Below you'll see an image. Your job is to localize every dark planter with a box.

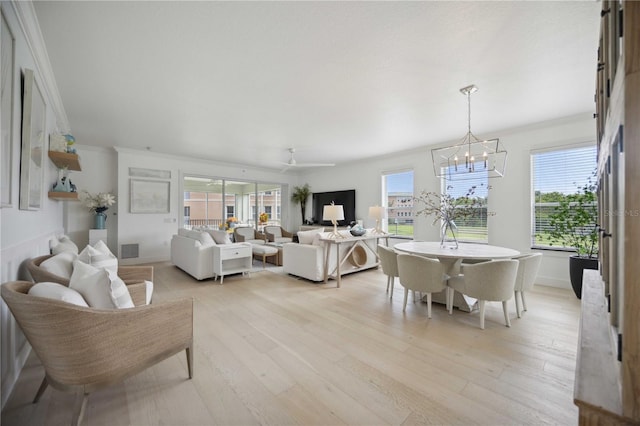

[569,255,598,299]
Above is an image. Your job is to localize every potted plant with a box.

[291,183,311,224]
[548,173,598,299]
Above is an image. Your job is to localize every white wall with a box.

[0,2,66,408]
[114,148,302,264]
[299,113,596,290]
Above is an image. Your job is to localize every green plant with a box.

[548,172,598,258]
[291,183,312,223]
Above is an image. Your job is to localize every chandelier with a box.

[431,85,507,180]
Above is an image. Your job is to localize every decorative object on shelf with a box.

[291,183,311,223]
[52,167,76,193]
[548,169,599,299]
[414,184,493,249]
[431,85,507,181]
[323,202,345,239]
[63,134,76,154]
[49,133,67,152]
[368,205,387,235]
[259,212,268,225]
[81,190,116,230]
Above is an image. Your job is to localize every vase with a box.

[94,207,108,229]
[440,219,458,249]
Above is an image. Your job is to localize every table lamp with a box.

[368,205,386,235]
[323,202,345,239]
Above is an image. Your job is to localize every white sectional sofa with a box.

[171,228,248,280]
[283,228,379,282]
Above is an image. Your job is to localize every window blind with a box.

[531,145,597,248]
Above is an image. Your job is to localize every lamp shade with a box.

[368,206,385,220]
[323,204,344,221]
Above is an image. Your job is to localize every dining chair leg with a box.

[390,277,395,299]
[447,288,453,314]
[402,288,409,312]
[426,293,432,318]
[502,300,511,327]
[386,276,390,293]
[515,291,522,318]
[521,292,528,312]
[478,300,486,330]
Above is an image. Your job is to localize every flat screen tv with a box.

[312,189,356,226]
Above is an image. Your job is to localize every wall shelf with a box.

[48,151,81,171]
[48,191,79,201]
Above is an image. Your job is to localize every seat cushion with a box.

[252,245,279,255]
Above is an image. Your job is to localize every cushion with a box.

[207,230,231,245]
[51,235,79,255]
[40,251,77,279]
[70,260,134,309]
[267,227,283,238]
[183,229,215,246]
[177,228,190,237]
[144,280,154,305]
[28,281,89,307]
[312,232,325,247]
[78,243,118,274]
[297,228,324,245]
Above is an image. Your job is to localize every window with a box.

[383,170,414,237]
[443,171,489,243]
[531,145,597,248]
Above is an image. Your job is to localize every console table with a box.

[212,243,252,284]
[321,233,389,287]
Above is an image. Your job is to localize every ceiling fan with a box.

[280,148,335,172]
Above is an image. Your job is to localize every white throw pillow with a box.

[312,232,325,246]
[297,228,324,245]
[29,282,89,307]
[144,280,154,305]
[208,230,231,244]
[70,260,134,309]
[51,235,79,255]
[78,243,118,274]
[40,251,77,279]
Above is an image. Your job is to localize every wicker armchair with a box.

[27,254,152,306]
[1,281,193,426]
[233,227,267,245]
[263,226,295,243]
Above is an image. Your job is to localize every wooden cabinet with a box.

[212,243,252,284]
[47,151,81,200]
[574,2,640,424]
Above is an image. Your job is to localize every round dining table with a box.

[394,241,520,312]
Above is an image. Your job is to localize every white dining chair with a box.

[397,254,448,318]
[377,245,399,298]
[448,259,518,329]
[513,253,543,318]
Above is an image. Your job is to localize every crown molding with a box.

[11,1,70,133]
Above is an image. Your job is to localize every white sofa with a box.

[171,228,246,280]
[283,228,379,282]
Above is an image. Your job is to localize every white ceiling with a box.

[33,1,601,172]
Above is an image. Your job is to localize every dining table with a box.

[394,241,520,312]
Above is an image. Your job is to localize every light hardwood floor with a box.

[2,261,581,425]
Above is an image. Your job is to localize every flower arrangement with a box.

[81,190,116,213]
[259,212,269,224]
[414,184,492,247]
[414,184,490,225]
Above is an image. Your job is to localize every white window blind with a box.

[443,169,489,243]
[531,145,597,248]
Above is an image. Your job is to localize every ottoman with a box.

[252,245,279,268]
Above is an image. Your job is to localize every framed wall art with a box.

[19,68,45,211]
[130,179,170,213]
[1,10,15,207]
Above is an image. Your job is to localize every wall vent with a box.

[121,244,139,259]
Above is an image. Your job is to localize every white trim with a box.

[10,1,69,132]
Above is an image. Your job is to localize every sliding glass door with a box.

[183,176,283,229]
